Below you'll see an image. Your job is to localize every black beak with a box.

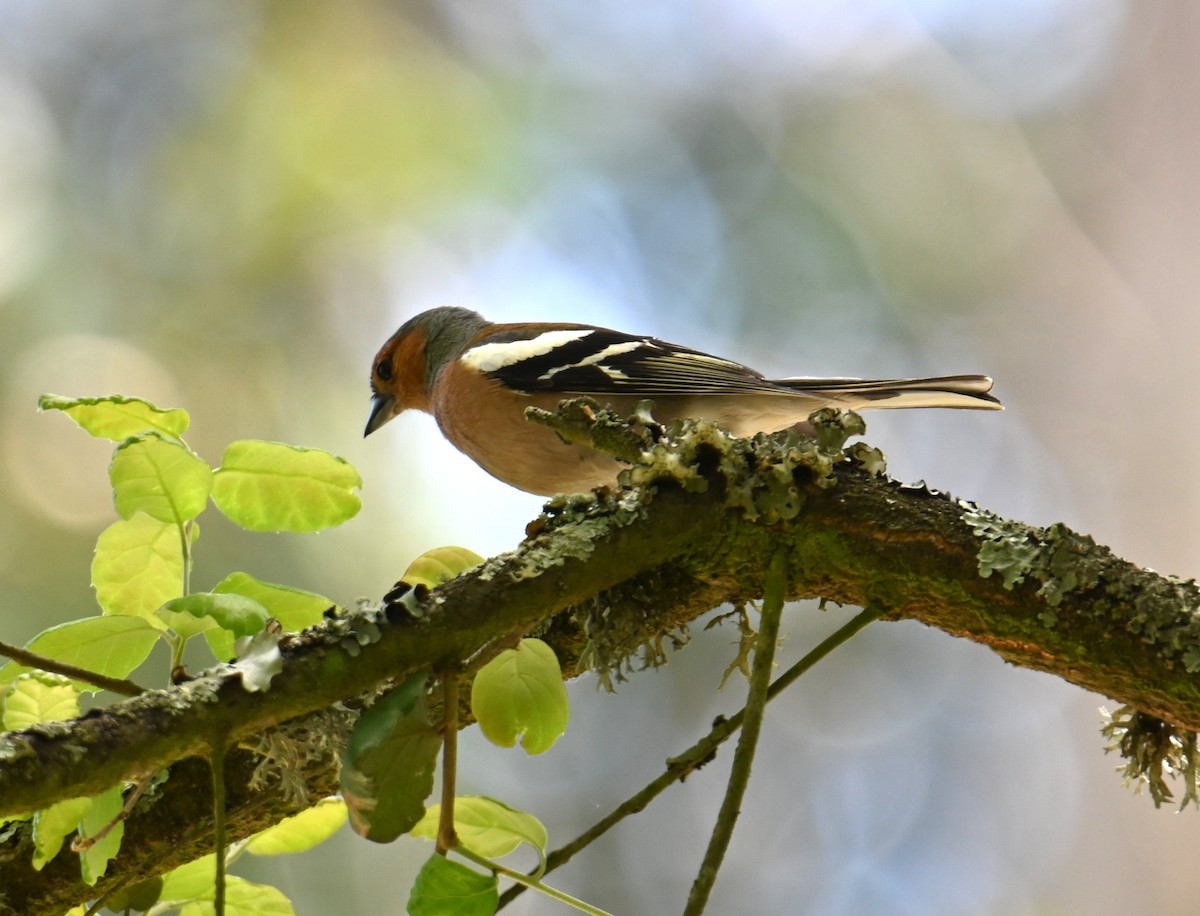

[364,394,397,437]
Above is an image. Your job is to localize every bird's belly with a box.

[434,389,622,495]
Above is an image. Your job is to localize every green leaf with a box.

[38,394,190,441]
[203,628,236,665]
[92,513,184,618]
[159,861,295,916]
[245,797,347,855]
[408,854,498,916]
[157,854,217,903]
[211,440,361,532]
[213,571,336,632]
[105,876,164,912]
[471,639,569,755]
[341,673,440,843]
[79,784,124,885]
[3,673,80,730]
[159,593,269,643]
[159,591,270,664]
[0,616,160,690]
[110,433,213,524]
[402,547,485,589]
[32,796,93,870]
[412,797,547,866]
[177,877,295,916]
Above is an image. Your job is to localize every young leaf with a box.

[157,853,217,903]
[471,639,569,755]
[203,629,236,664]
[341,673,440,843]
[0,616,160,690]
[32,796,94,870]
[158,593,269,643]
[402,547,485,589]
[110,433,213,524]
[105,877,164,912]
[92,513,185,618]
[79,784,124,885]
[38,394,190,441]
[408,855,498,916]
[213,571,336,632]
[412,796,547,866]
[157,860,294,916]
[176,876,295,915]
[211,440,362,532]
[245,797,348,856]
[3,673,81,730]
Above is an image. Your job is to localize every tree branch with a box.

[1,407,1197,912]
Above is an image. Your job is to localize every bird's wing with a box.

[471,326,774,396]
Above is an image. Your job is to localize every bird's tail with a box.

[774,375,1002,411]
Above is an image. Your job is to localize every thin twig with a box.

[437,670,460,855]
[77,775,159,916]
[0,640,143,696]
[71,776,155,853]
[212,746,227,916]
[455,845,615,916]
[683,548,788,914]
[496,602,884,910]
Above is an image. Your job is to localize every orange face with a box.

[365,323,433,436]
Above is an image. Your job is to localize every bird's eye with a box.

[376,360,393,382]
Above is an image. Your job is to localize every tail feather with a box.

[774,374,1002,411]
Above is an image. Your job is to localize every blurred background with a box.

[2,0,1198,913]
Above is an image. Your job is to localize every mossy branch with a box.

[1,403,1197,912]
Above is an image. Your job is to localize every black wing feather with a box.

[484,328,773,395]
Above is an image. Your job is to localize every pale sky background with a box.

[2,1,1199,913]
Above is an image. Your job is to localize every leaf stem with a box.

[455,845,615,916]
[437,669,460,855]
[180,520,193,599]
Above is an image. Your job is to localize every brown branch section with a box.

[1,411,1197,912]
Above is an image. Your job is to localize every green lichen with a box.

[514,487,650,583]
[618,405,868,524]
[846,442,887,477]
[1037,524,1104,606]
[961,503,1200,658]
[959,505,1110,625]
[710,604,756,689]
[1102,705,1199,810]
[960,503,1041,591]
[1183,643,1200,674]
[177,678,223,707]
[619,416,725,495]
[811,406,867,452]
[959,512,1200,807]
[251,706,357,807]
[529,397,872,527]
[577,600,691,692]
[520,400,875,684]
[0,736,35,762]
[526,397,652,467]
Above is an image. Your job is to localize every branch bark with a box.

[1,411,1197,912]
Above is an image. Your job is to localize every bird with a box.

[365,306,1001,496]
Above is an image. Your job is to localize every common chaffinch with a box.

[365,307,1001,495]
